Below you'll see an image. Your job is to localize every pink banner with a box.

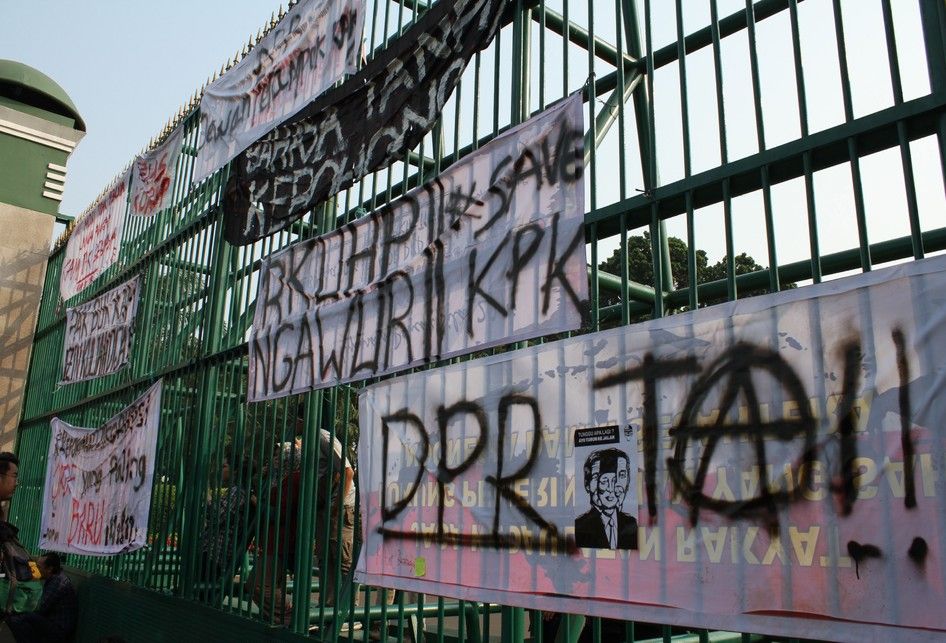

[129,127,183,217]
[358,255,946,642]
[60,175,128,301]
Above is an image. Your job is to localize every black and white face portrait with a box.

[585,449,630,515]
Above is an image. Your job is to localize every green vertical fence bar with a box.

[919,0,946,196]
[709,0,738,300]
[881,0,924,260]
[290,391,319,635]
[787,0,823,285]
[500,2,530,638]
[643,0,664,322]
[614,0,629,325]
[831,0,871,272]
[676,0,698,310]
[744,0,780,293]
[179,201,233,599]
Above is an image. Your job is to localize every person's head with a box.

[38,552,62,577]
[228,457,256,488]
[0,452,19,501]
[583,448,630,515]
[294,403,309,437]
[267,439,302,485]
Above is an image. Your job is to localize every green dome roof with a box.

[0,59,84,131]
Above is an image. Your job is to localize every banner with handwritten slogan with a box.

[60,173,129,301]
[129,126,183,217]
[60,275,141,385]
[193,0,364,182]
[40,380,163,556]
[248,94,587,400]
[357,256,946,642]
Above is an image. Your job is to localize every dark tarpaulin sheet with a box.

[223,0,507,245]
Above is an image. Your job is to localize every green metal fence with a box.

[12,0,946,641]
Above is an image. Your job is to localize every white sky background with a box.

[2,0,944,281]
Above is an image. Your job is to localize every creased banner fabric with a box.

[193,0,364,183]
[60,275,141,385]
[249,95,587,400]
[129,127,183,217]
[40,380,163,556]
[357,255,946,642]
[223,0,505,244]
[60,174,129,301]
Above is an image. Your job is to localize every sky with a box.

[1,1,284,219]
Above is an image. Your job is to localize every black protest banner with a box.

[60,275,141,385]
[40,380,163,556]
[248,95,586,401]
[223,0,505,245]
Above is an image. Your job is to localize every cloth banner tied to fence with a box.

[357,256,946,642]
[223,0,506,244]
[129,127,183,217]
[193,0,364,183]
[249,94,587,400]
[39,380,163,556]
[60,275,141,385]
[60,173,128,301]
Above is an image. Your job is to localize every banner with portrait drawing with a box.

[357,255,946,642]
[248,94,586,400]
[39,380,163,556]
[193,0,364,182]
[60,275,141,385]
[129,127,183,217]
[60,173,129,301]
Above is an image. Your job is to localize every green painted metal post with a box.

[178,188,232,599]
[920,0,946,207]
[554,613,585,643]
[501,605,526,643]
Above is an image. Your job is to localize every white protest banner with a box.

[193,0,364,182]
[358,255,946,642]
[60,174,129,301]
[129,127,183,217]
[39,380,163,556]
[60,275,141,385]
[249,94,587,401]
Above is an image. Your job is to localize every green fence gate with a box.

[12,0,946,641]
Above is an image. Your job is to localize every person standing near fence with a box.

[0,453,18,522]
[199,456,256,584]
[6,552,77,643]
[249,409,356,628]
[250,438,302,626]
[313,426,356,613]
[0,451,27,587]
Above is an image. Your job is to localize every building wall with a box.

[0,102,80,215]
[0,203,53,451]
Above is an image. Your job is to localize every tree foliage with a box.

[598,232,775,311]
